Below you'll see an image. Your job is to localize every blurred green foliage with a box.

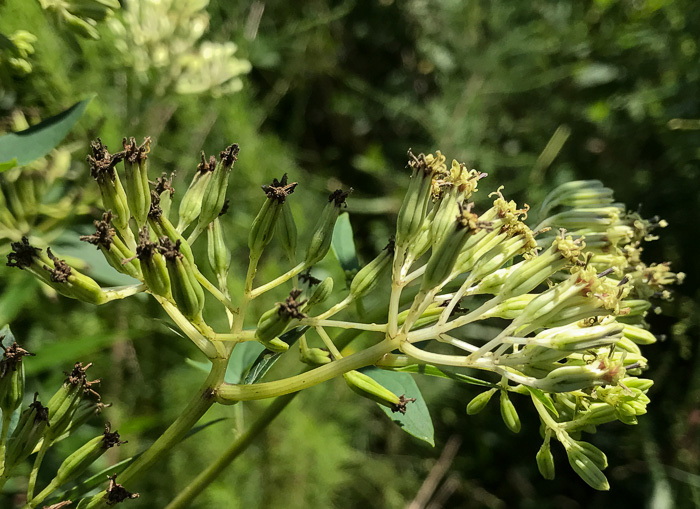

[0,0,698,507]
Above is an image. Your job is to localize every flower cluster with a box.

[6,142,682,500]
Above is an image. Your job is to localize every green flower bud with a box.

[350,240,393,298]
[421,204,481,291]
[178,153,216,232]
[299,334,331,366]
[622,324,656,344]
[80,211,141,279]
[207,217,231,285]
[63,11,100,40]
[539,180,614,218]
[41,248,108,305]
[255,290,306,351]
[5,394,49,470]
[565,439,610,490]
[196,144,239,232]
[122,137,152,227]
[531,320,624,351]
[536,440,556,480]
[87,139,130,232]
[0,341,33,417]
[304,189,351,266]
[396,151,444,249]
[249,174,298,259]
[136,227,171,298]
[482,294,537,320]
[622,377,653,392]
[343,370,415,414]
[499,391,521,433]
[159,238,205,322]
[306,277,334,308]
[466,388,496,415]
[276,200,298,263]
[538,359,623,393]
[53,423,125,486]
[47,362,101,438]
[538,205,623,233]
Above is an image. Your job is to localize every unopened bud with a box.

[136,227,171,298]
[350,241,393,298]
[343,370,414,414]
[0,340,33,417]
[159,238,205,322]
[276,201,298,263]
[249,174,298,259]
[5,394,49,469]
[304,189,351,266]
[564,439,609,491]
[54,423,125,486]
[207,218,231,285]
[177,152,216,232]
[87,139,130,232]
[196,144,239,231]
[536,440,556,480]
[499,391,521,433]
[466,388,496,415]
[306,277,333,308]
[122,137,152,227]
[539,180,614,218]
[255,290,306,352]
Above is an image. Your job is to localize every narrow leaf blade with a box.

[331,212,360,274]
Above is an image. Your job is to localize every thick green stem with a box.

[84,359,228,508]
[249,261,305,299]
[216,339,397,402]
[164,394,297,509]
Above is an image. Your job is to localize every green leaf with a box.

[362,367,435,446]
[0,96,93,167]
[526,386,559,418]
[331,212,360,273]
[0,158,17,173]
[244,327,306,384]
[392,363,496,388]
[23,332,128,376]
[226,341,265,384]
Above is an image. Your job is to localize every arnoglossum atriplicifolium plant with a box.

[2,138,683,506]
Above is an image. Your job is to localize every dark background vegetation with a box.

[0,0,698,507]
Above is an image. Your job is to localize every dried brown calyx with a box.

[158,237,182,260]
[80,211,116,249]
[87,138,125,181]
[66,362,101,399]
[0,341,35,377]
[7,237,41,269]
[153,172,175,196]
[277,289,307,319]
[299,268,321,287]
[391,395,417,415]
[106,474,139,505]
[136,227,158,261]
[197,152,217,174]
[29,393,49,424]
[101,422,127,449]
[45,248,72,283]
[148,190,163,219]
[328,188,352,207]
[262,174,298,203]
[384,237,396,255]
[122,136,151,164]
[219,143,240,167]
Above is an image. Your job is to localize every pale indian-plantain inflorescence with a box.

[3,139,684,506]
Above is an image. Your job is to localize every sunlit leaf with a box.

[363,367,435,446]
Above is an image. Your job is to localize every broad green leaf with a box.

[226,341,265,384]
[363,367,435,446]
[392,363,496,388]
[244,327,307,384]
[0,96,93,167]
[331,212,360,274]
[526,386,559,417]
[0,158,17,172]
[24,332,128,376]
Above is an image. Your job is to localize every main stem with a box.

[164,393,298,509]
[85,358,228,508]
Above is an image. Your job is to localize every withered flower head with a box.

[102,422,127,449]
[219,143,240,167]
[29,393,49,424]
[7,236,41,269]
[262,174,298,203]
[328,188,352,207]
[80,211,116,249]
[65,362,101,399]
[87,138,125,180]
[157,237,182,260]
[153,172,175,196]
[106,474,139,505]
[197,152,217,174]
[0,341,35,378]
[45,248,72,283]
[122,136,151,164]
[277,289,307,319]
[391,395,417,415]
[136,227,158,261]
[148,190,162,219]
[299,268,321,287]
